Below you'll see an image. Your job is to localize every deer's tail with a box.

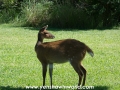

[86,45,94,57]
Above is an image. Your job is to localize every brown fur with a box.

[35,25,94,88]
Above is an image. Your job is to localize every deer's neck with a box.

[38,34,43,43]
[35,34,43,52]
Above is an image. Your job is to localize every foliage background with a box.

[0,0,120,29]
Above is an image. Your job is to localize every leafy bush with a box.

[0,0,19,23]
[48,4,88,28]
[16,0,120,28]
[0,8,17,23]
[48,4,104,29]
[17,0,52,26]
[0,0,120,29]
[85,0,120,28]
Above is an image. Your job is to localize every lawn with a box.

[0,24,120,90]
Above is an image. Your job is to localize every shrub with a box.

[0,0,120,29]
[0,0,19,23]
[48,4,87,28]
[48,4,104,29]
[16,0,52,27]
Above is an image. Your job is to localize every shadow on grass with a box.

[0,85,109,90]
[12,25,118,31]
[14,25,118,31]
[21,27,111,31]
[92,86,109,90]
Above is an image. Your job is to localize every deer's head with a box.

[38,25,55,41]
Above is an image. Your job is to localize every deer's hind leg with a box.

[70,61,83,86]
[80,65,86,86]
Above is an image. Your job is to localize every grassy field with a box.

[0,24,120,90]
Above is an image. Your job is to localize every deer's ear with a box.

[40,25,48,32]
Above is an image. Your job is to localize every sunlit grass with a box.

[0,24,120,90]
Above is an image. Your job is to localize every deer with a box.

[35,25,94,88]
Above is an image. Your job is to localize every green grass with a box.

[0,24,120,90]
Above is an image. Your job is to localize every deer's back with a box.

[36,39,87,63]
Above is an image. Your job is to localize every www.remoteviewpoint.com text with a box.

[26,85,94,90]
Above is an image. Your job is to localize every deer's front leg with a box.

[49,63,53,88]
[42,63,48,86]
